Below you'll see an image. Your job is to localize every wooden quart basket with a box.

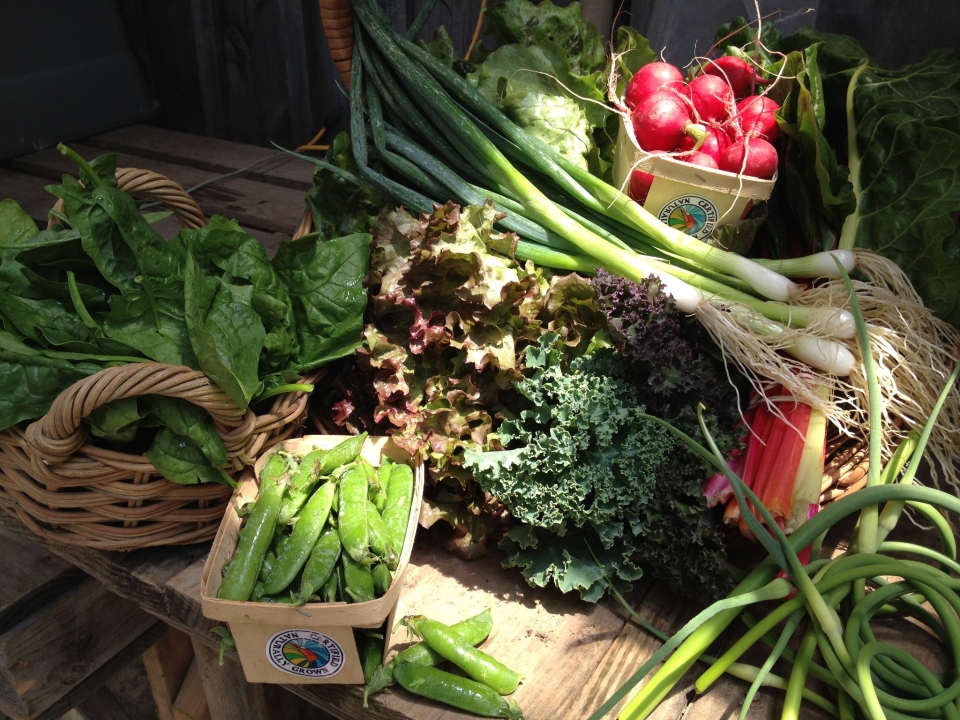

[201,434,425,685]
[0,169,316,551]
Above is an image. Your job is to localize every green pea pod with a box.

[360,633,385,684]
[321,572,338,603]
[382,463,414,555]
[257,593,298,605]
[263,480,337,595]
[218,453,288,601]
[366,501,398,569]
[393,663,524,719]
[337,464,371,564]
[372,562,392,596]
[258,550,277,582]
[319,433,367,475]
[277,449,326,525]
[272,526,292,556]
[376,460,395,512]
[293,526,341,606]
[342,554,375,603]
[402,616,522,695]
[363,609,493,706]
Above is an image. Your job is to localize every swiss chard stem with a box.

[838,63,869,251]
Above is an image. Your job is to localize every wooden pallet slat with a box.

[86,126,313,191]
[6,143,304,237]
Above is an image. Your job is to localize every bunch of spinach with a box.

[0,148,369,487]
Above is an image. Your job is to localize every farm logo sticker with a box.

[266,629,345,678]
[658,195,719,239]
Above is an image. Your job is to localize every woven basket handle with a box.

[24,364,248,464]
[49,167,207,230]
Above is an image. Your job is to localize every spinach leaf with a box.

[102,276,198,366]
[272,232,370,372]
[19,267,106,308]
[48,177,141,292]
[0,290,93,347]
[0,347,101,430]
[92,186,183,280]
[0,199,39,246]
[146,427,235,487]
[85,397,145,445]
[305,133,383,241]
[0,200,43,298]
[186,216,296,372]
[184,252,265,409]
[141,395,229,470]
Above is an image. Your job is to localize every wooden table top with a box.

[0,124,944,720]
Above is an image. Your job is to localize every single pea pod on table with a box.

[363,608,494,705]
[393,663,524,719]
[401,615,523,696]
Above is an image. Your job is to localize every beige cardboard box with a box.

[612,114,776,239]
[201,435,424,684]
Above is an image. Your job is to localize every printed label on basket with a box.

[657,194,720,239]
[265,629,346,678]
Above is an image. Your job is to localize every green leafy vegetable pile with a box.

[464,332,734,603]
[728,18,960,325]
[316,200,600,557]
[0,149,369,486]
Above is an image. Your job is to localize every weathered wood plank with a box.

[0,527,76,632]
[60,687,131,720]
[35,624,167,720]
[6,144,305,236]
[143,627,196,720]
[0,577,156,719]
[191,638,272,720]
[171,658,210,720]
[0,511,208,638]
[87,125,314,191]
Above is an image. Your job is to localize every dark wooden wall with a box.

[118,0,960,150]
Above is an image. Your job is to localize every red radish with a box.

[624,62,684,110]
[680,151,719,169]
[720,137,779,179]
[631,91,694,152]
[677,125,730,163]
[736,95,781,143]
[703,56,768,98]
[629,168,655,203]
[684,74,734,122]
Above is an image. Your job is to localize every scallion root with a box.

[795,249,960,491]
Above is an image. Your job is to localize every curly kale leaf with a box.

[592,270,739,423]
[464,334,731,600]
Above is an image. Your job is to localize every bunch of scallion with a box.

[587,264,960,720]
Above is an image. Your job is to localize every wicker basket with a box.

[0,169,316,550]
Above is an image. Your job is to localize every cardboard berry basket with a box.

[612,115,777,240]
[200,434,425,684]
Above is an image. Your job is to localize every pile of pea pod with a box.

[217,432,415,605]
[360,609,525,719]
